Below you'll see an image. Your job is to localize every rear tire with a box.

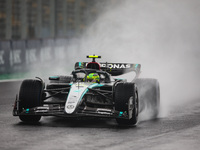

[18,79,43,123]
[115,82,139,126]
[135,78,160,119]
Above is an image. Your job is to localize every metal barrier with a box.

[0,41,11,74]
[0,38,70,74]
[26,39,41,66]
[10,40,26,72]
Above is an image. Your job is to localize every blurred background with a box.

[0,0,112,78]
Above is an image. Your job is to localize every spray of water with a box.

[31,0,200,119]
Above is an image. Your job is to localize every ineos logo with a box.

[100,63,131,69]
[67,105,74,109]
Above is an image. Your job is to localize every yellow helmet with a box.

[86,73,100,82]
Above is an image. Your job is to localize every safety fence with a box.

[0,38,71,74]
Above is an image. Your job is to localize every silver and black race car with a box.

[13,55,160,126]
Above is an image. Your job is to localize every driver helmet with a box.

[86,73,100,82]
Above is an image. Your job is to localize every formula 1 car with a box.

[13,55,160,126]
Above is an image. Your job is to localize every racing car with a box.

[13,55,160,126]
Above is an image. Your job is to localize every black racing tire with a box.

[18,79,43,123]
[19,115,41,123]
[49,76,72,83]
[115,82,139,126]
[135,78,160,119]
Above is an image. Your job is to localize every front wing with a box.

[13,100,129,119]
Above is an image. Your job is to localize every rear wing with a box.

[75,62,141,77]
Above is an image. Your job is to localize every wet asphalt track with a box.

[1,81,200,150]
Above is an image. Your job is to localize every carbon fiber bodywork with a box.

[13,69,133,119]
[13,55,144,125]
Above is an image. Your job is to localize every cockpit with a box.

[72,69,111,83]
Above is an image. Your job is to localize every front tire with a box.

[18,79,43,123]
[115,82,139,126]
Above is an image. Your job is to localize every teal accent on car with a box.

[135,64,138,68]
[49,76,59,79]
[119,111,123,117]
[88,83,103,88]
[25,109,29,113]
[115,78,125,81]
[74,89,82,92]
